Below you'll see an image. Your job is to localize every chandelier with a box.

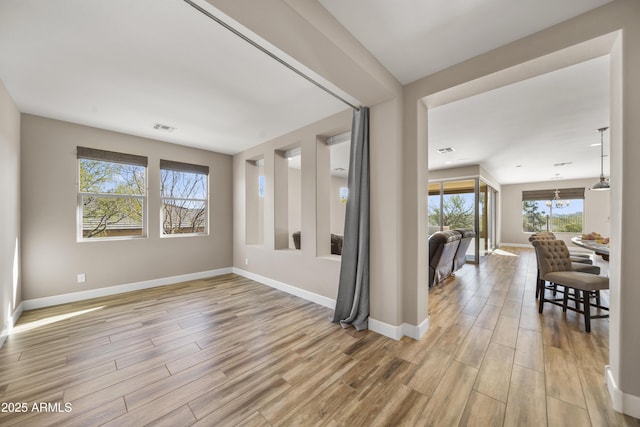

[546,189,570,209]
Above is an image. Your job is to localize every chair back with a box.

[453,229,475,271]
[528,231,555,242]
[428,231,461,286]
[531,239,573,278]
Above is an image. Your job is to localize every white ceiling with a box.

[0,0,349,154]
[319,0,614,85]
[320,0,613,185]
[428,55,610,184]
[0,0,614,185]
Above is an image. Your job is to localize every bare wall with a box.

[0,80,21,338]
[20,115,233,300]
[233,109,352,300]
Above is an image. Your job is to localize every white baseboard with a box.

[369,316,430,341]
[232,269,433,341]
[10,266,428,347]
[22,268,233,311]
[606,365,640,419]
[232,268,336,309]
[0,302,25,348]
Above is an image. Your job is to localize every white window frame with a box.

[77,147,148,242]
[160,160,209,237]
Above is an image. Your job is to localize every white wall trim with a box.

[403,316,430,340]
[0,302,25,348]
[369,316,430,341]
[369,318,403,340]
[606,365,640,419]
[232,268,336,309]
[231,269,434,341]
[22,268,233,311]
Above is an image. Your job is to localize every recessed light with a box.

[444,161,453,165]
[590,143,601,147]
[437,147,455,154]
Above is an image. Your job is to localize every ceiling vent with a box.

[437,147,455,154]
[553,161,572,167]
[153,123,176,132]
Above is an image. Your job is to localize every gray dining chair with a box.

[532,239,609,332]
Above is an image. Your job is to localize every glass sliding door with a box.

[479,180,489,258]
[428,183,442,235]
[429,179,477,263]
[428,177,497,264]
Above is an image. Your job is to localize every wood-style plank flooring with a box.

[1,247,639,426]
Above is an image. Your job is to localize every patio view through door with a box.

[428,178,497,264]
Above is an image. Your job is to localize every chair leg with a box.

[538,284,545,314]
[583,289,591,333]
[536,270,541,298]
[562,286,569,312]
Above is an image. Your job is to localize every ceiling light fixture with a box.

[591,126,610,191]
[546,188,570,209]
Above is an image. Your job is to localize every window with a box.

[339,187,348,203]
[77,146,147,240]
[160,160,209,236]
[522,187,584,233]
[259,175,265,198]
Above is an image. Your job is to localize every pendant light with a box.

[591,126,610,191]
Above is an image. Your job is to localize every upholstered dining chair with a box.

[528,233,600,298]
[528,232,593,263]
[532,239,609,332]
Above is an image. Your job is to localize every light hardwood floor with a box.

[1,247,638,426]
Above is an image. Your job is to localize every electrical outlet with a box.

[77,273,86,283]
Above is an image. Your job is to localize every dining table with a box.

[571,236,610,261]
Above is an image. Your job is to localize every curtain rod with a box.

[183,0,359,111]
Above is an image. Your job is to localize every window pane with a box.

[161,170,206,199]
[522,199,583,232]
[162,200,207,234]
[81,195,144,238]
[161,168,208,235]
[80,159,145,195]
[428,183,441,234]
[441,180,475,230]
[259,175,265,198]
[552,199,583,232]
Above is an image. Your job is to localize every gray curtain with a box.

[332,107,370,331]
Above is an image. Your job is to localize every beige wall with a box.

[500,178,611,246]
[0,80,21,340]
[402,0,640,410]
[20,115,233,300]
[233,109,352,299]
